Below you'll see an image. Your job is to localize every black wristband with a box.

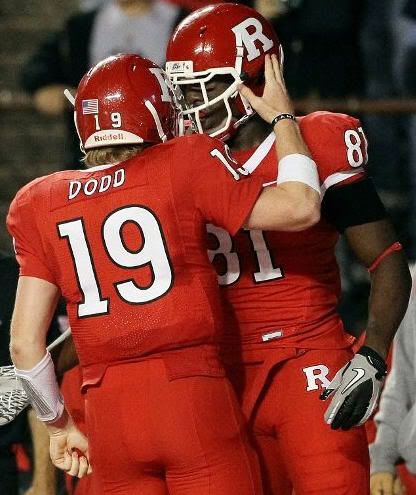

[271,113,296,127]
[357,345,387,378]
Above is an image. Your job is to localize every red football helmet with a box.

[75,54,181,151]
[165,2,282,140]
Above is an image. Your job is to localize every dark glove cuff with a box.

[357,345,387,378]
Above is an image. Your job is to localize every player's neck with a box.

[228,116,270,152]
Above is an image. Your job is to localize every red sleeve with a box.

[188,135,265,236]
[7,181,56,285]
[299,111,369,192]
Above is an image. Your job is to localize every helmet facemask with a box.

[166,62,254,140]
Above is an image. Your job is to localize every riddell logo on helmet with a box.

[231,17,274,61]
[84,130,144,150]
[94,132,124,143]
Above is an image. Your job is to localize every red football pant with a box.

[225,347,370,495]
[84,358,263,495]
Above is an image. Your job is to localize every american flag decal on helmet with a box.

[82,99,99,114]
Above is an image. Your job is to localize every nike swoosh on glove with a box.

[320,346,387,430]
[0,365,29,425]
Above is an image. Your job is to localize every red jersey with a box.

[7,134,265,383]
[208,112,368,350]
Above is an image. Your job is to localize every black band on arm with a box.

[321,177,387,232]
[271,113,296,127]
[357,345,387,377]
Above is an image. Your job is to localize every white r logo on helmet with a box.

[231,17,274,62]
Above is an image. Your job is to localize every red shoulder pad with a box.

[299,111,368,190]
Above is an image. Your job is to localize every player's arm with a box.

[320,178,411,430]
[325,177,412,357]
[50,334,79,379]
[0,327,74,426]
[24,408,57,495]
[244,180,320,232]
[11,276,60,367]
[10,276,91,478]
[345,219,411,359]
[239,54,321,231]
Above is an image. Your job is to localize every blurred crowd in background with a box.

[1,0,416,493]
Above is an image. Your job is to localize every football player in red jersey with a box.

[7,53,321,494]
[165,3,412,494]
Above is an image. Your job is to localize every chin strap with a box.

[368,242,403,273]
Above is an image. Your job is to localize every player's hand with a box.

[320,346,387,430]
[370,472,405,495]
[48,417,92,478]
[0,365,29,425]
[238,53,293,124]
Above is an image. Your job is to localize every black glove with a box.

[320,346,387,430]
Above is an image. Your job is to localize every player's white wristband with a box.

[277,153,321,195]
[15,351,64,423]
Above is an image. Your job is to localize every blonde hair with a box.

[83,145,144,167]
